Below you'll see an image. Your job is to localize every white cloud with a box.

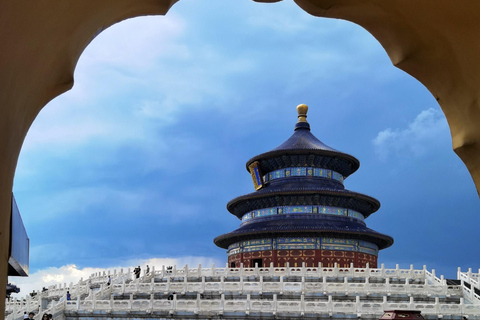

[373,108,450,160]
[8,256,222,299]
[20,12,254,156]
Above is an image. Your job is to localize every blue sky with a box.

[9,0,480,293]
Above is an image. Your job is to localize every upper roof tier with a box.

[246,104,360,178]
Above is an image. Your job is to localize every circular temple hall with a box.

[214,104,393,268]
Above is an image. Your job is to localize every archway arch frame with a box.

[1,0,479,315]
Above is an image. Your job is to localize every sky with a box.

[9,0,480,296]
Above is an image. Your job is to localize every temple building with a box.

[214,104,393,268]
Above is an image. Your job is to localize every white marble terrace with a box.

[5,264,480,319]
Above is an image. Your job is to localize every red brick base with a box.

[228,249,377,268]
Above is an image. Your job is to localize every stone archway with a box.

[1,0,480,314]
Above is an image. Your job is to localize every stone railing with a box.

[151,263,437,282]
[88,268,133,285]
[5,268,134,320]
[62,295,480,317]
[111,278,461,297]
[5,294,43,320]
[42,283,88,300]
[457,268,480,304]
[458,268,480,290]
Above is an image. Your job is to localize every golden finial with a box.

[296,104,308,123]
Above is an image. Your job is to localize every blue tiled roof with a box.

[227,178,380,218]
[246,125,360,177]
[214,214,394,250]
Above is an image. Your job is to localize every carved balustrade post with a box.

[260,275,264,294]
[220,275,224,293]
[355,296,361,314]
[280,275,284,295]
[408,296,414,309]
[300,293,305,316]
[220,293,225,312]
[327,295,333,314]
[240,274,244,293]
[424,278,429,296]
[301,275,305,294]
[196,293,200,312]
[434,297,440,313]
[180,274,186,294]
[382,296,388,310]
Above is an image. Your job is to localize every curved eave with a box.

[246,149,360,178]
[214,216,394,250]
[226,187,380,219]
[215,229,394,251]
[244,127,360,177]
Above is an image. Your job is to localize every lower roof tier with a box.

[214,214,393,250]
[227,178,380,218]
